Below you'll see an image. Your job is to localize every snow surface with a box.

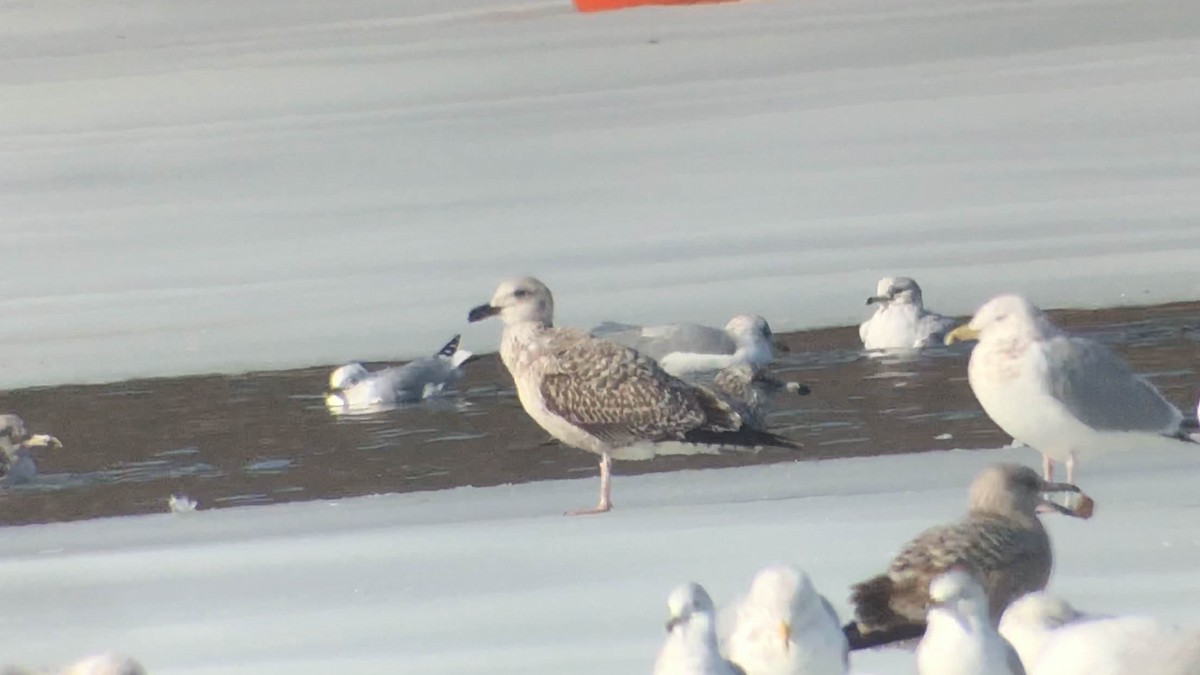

[3,0,1200,388]
[0,445,1197,674]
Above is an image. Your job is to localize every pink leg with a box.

[565,453,613,516]
[1065,452,1076,484]
[1042,453,1055,481]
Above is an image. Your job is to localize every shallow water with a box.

[0,302,1196,526]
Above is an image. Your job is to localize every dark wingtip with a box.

[682,428,801,450]
[843,621,926,651]
[435,335,462,358]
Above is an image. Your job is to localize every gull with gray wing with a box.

[860,277,955,351]
[945,294,1192,481]
[592,315,787,377]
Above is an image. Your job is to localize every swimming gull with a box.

[916,568,1026,675]
[843,463,1090,649]
[325,335,472,414]
[0,414,62,486]
[654,582,743,675]
[710,364,811,430]
[945,294,1192,482]
[726,564,848,675]
[468,277,798,515]
[592,315,787,377]
[997,592,1092,670]
[859,277,956,351]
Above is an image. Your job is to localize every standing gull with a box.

[654,582,743,675]
[916,568,1025,675]
[726,564,848,675]
[325,335,472,414]
[843,464,1089,649]
[945,294,1192,481]
[468,277,797,515]
[859,277,955,351]
[0,414,62,486]
[592,315,788,377]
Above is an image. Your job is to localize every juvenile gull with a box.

[710,364,811,430]
[916,568,1025,675]
[60,654,146,675]
[654,582,743,675]
[998,592,1090,670]
[325,335,472,414]
[468,277,797,515]
[592,315,787,377]
[843,464,1088,649]
[945,294,1192,481]
[727,564,848,675]
[0,414,62,486]
[859,277,955,351]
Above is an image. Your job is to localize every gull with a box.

[998,592,1089,669]
[859,277,956,351]
[945,294,1192,482]
[916,568,1026,675]
[726,564,848,675]
[654,582,743,675]
[1028,613,1197,675]
[325,335,472,414]
[843,464,1089,649]
[592,315,788,377]
[0,414,62,486]
[468,277,797,515]
[709,364,811,430]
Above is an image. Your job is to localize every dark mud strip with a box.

[0,302,1196,526]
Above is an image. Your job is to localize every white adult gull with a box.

[945,294,1193,482]
[654,582,743,675]
[726,564,848,675]
[468,277,797,515]
[843,464,1090,650]
[0,414,62,486]
[325,335,472,414]
[916,568,1026,675]
[859,277,956,351]
[998,592,1090,670]
[592,315,788,377]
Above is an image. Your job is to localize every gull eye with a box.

[513,289,530,299]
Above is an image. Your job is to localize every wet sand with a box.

[0,301,1196,526]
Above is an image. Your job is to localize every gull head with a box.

[999,591,1082,634]
[746,564,820,650]
[329,363,370,391]
[725,314,789,360]
[0,414,29,449]
[928,567,989,618]
[665,582,717,632]
[945,294,1049,346]
[968,463,1085,519]
[866,276,924,307]
[468,277,554,327]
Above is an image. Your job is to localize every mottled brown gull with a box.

[842,464,1088,650]
[0,414,62,486]
[945,294,1192,482]
[709,364,811,430]
[468,277,797,515]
